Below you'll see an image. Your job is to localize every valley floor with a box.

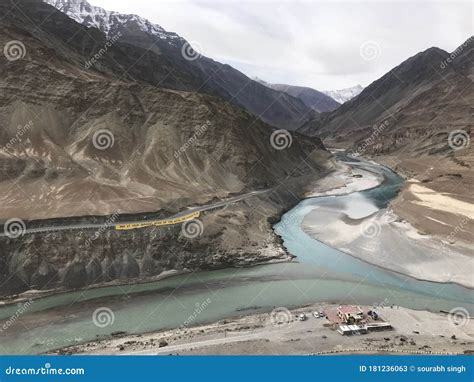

[302,155,474,288]
[381,156,474,245]
[4,153,472,355]
[54,303,473,355]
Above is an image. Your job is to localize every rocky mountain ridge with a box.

[299,40,473,152]
[254,78,340,113]
[299,37,473,248]
[42,0,314,130]
[0,0,332,297]
[322,85,364,104]
[45,0,181,42]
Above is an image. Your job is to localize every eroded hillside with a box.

[0,0,332,297]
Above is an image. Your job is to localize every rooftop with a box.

[338,305,363,314]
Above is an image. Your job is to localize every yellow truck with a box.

[115,211,200,231]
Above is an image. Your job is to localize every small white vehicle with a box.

[297,313,307,321]
[313,311,324,318]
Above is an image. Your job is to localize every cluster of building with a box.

[332,305,392,336]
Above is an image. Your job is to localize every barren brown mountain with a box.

[300,38,474,244]
[43,0,315,130]
[0,0,332,296]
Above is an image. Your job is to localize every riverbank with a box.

[52,303,473,355]
[0,163,334,300]
[301,157,474,288]
[305,158,383,198]
[378,154,473,246]
[2,154,472,355]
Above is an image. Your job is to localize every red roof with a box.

[338,305,363,314]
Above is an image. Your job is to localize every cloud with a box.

[92,0,472,90]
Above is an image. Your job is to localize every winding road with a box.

[0,190,268,237]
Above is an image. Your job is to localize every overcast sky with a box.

[91,0,472,90]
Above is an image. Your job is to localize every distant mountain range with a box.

[322,85,364,104]
[298,40,473,158]
[43,0,314,130]
[254,78,340,113]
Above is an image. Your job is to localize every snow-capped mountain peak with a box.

[44,0,181,43]
[322,85,364,104]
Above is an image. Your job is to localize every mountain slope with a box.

[255,78,340,113]
[0,0,332,296]
[1,0,330,220]
[299,43,472,147]
[300,38,474,247]
[43,0,313,130]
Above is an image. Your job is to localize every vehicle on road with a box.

[367,310,379,320]
[297,313,307,321]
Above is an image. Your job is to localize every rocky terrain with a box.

[43,0,314,130]
[52,304,474,355]
[299,40,473,145]
[0,187,312,297]
[299,38,474,246]
[0,0,332,297]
